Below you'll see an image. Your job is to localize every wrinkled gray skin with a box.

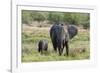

[38,40,48,54]
[50,23,78,56]
[67,25,78,39]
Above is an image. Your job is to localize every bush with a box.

[82,21,90,29]
[22,10,90,28]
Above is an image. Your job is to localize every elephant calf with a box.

[38,40,48,54]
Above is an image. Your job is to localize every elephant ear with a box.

[67,25,78,39]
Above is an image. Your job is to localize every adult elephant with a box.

[50,23,78,56]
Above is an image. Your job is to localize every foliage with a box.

[22,10,90,29]
[47,12,64,24]
[22,10,33,24]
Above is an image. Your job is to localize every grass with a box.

[22,25,90,62]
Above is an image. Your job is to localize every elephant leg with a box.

[52,40,57,52]
[41,49,43,55]
[54,45,57,52]
[58,48,63,56]
[58,48,61,56]
[62,41,65,53]
[61,48,64,55]
[65,41,69,56]
[38,48,41,52]
[45,45,48,51]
